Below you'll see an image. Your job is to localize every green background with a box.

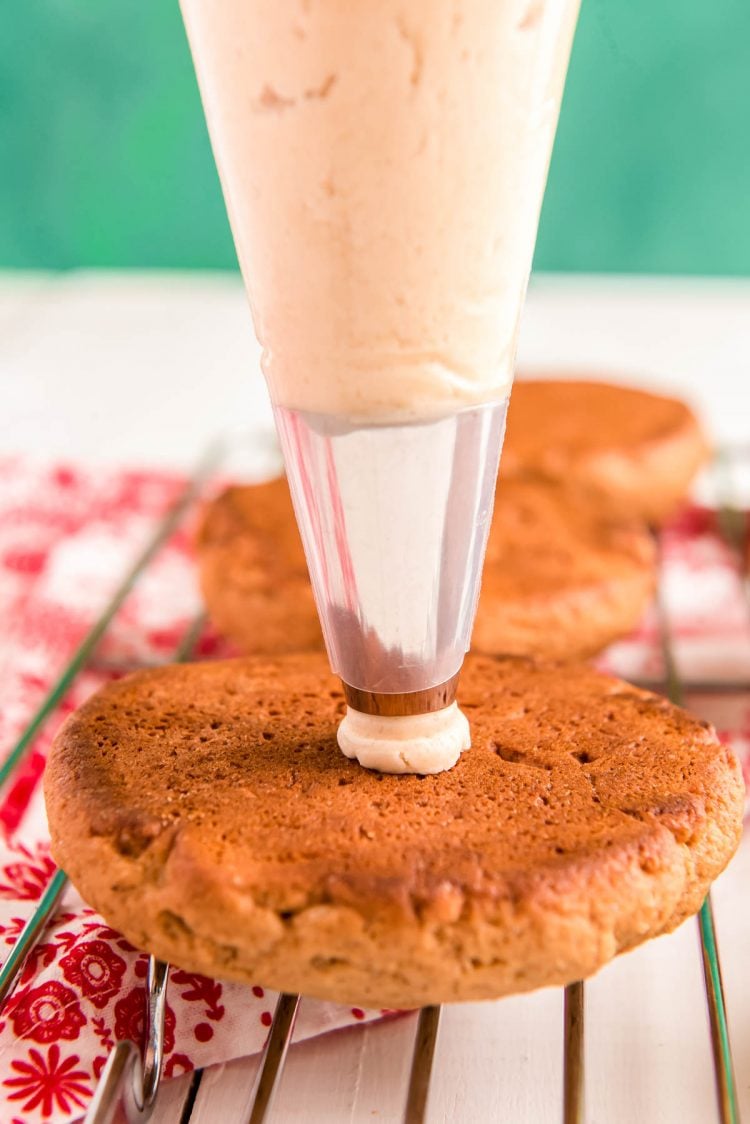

[2,0,748,274]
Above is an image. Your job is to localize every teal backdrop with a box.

[1,0,748,274]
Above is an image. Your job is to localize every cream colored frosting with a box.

[337,703,471,774]
[180,0,580,423]
[182,0,579,773]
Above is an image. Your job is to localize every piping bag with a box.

[180,0,580,772]
[274,401,506,771]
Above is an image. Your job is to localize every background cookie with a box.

[196,478,324,655]
[502,378,710,524]
[197,478,655,661]
[45,652,743,1009]
[476,479,655,659]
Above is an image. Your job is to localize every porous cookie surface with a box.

[502,379,710,524]
[476,479,654,659]
[196,478,323,655]
[45,653,743,1008]
[197,478,655,661]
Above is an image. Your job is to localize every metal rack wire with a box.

[0,447,745,1124]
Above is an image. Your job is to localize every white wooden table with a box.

[1,270,749,1122]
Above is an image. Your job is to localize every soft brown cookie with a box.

[197,478,655,661]
[502,378,710,524]
[45,653,743,1009]
[475,479,655,659]
[196,478,323,656]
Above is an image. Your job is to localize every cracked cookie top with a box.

[502,379,709,524]
[46,652,741,923]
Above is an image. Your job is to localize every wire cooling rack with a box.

[0,444,746,1124]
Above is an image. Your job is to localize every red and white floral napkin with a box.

[0,458,746,1123]
[0,459,387,1123]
